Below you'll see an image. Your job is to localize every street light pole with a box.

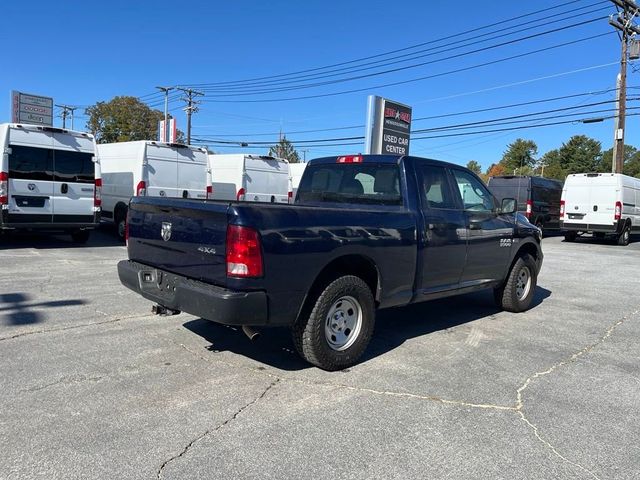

[156,86,174,141]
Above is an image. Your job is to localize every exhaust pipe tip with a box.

[242,325,260,341]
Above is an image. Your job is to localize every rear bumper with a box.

[117,260,269,326]
[0,209,100,230]
[560,220,624,234]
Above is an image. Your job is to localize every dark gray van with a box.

[487,175,563,232]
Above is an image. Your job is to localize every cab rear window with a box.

[297,163,402,205]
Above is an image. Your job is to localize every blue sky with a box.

[1,0,636,170]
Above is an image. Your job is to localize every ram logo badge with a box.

[161,222,172,242]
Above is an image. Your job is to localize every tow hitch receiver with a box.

[152,304,181,316]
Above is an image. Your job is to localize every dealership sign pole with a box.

[364,95,412,155]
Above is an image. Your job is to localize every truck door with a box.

[51,132,95,224]
[416,164,467,292]
[451,168,513,285]
[6,128,55,224]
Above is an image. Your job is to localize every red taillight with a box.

[615,201,622,220]
[206,185,213,199]
[525,199,532,219]
[136,181,146,196]
[337,155,363,163]
[0,172,8,205]
[125,217,129,245]
[288,191,293,204]
[226,225,263,278]
[560,200,565,219]
[237,188,246,201]
[94,178,102,208]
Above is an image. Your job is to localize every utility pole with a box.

[177,88,203,145]
[608,0,640,173]
[56,104,77,129]
[155,86,174,141]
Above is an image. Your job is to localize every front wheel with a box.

[292,275,375,371]
[494,254,538,313]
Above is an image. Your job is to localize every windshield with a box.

[296,163,402,206]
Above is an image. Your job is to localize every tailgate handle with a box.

[61,183,68,194]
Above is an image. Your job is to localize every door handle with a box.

[469,222,482,230]
[61,183,68,194]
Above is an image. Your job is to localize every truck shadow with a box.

[0,226,123,249]
[0,293,87,326]
[183,286,551,371]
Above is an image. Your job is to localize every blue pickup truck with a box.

[118,154,543,370]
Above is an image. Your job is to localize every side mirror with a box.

[501,198,517,214]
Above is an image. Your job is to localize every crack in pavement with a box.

[22,373,104,393]
[0,313,152,341]
[156,378,280,479]
[513,307,640,480]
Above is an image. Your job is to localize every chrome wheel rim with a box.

[516,266,532,301]
[325,295,363,351]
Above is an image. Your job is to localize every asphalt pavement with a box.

[0,227,639,479]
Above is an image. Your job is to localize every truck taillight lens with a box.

[136,181,146,196]
[525,199,532,219]
[337,155,363,163]
[615,201,622,220]
[226,225,263,278]
[237,188,246,201]
[560,200,565,219]
[94,178,102,208]
[206,185,213,199]
[0,172,7,205]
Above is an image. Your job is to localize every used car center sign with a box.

[11,91,54,126]
[364,95,412,155]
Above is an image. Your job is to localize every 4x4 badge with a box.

[161,222,172,241]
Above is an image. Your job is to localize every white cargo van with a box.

[560,172,640,246]
[208,154,290,203]
[289,162,307,202]
[97,141,209,238]
[0,123,101,243]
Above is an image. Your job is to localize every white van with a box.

[97,141,209,239]
[560,172,640,246]
[0,123,101,243]
[289,162,307,201]
[208,154,290,203]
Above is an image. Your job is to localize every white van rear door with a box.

[244,157,289,203]
[565,175,617,225]
[176,148,207,199]
[146,144,178,198]
[7,128,55,223]
[51,132,95,222]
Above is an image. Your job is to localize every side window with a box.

[419,165,456,209]
[452,169,495,211]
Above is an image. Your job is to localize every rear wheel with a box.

[71,230,90,244]
[292,275,375,371]
[564,231,577,242]
[115,208,127,241]
[617,223,631,246]
[494,254,537,313]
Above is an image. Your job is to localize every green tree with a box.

[539,135,603,181]
[500,139,538,173]
[539,149,566,181]
[600,145,638,174]
[466,160,482,175]
[85,96,184,144]
[269,136,300,163]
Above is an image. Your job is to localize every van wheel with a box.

[117,218,127,241]
[292,275,375,371]
[71,230,90,244]
[494,254,537,313]
[564,231,577,242]
[617,223,631,246]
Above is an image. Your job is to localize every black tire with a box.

[564,231,577,242]
[71,230,90,244]
[535,220,544,237]
[494,254,537,313]
[292,275,375,371]
[114,207,127,241]
[617,223,631,246]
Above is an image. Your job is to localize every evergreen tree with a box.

[269,136,300,163]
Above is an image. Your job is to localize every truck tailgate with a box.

[127,197,229,286]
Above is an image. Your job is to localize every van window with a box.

[54,150,95,183]
[298,163,401,205]
[8,145,53,181]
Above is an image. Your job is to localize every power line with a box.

[199,32,615,103]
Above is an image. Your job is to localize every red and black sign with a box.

[381,100,412,155]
